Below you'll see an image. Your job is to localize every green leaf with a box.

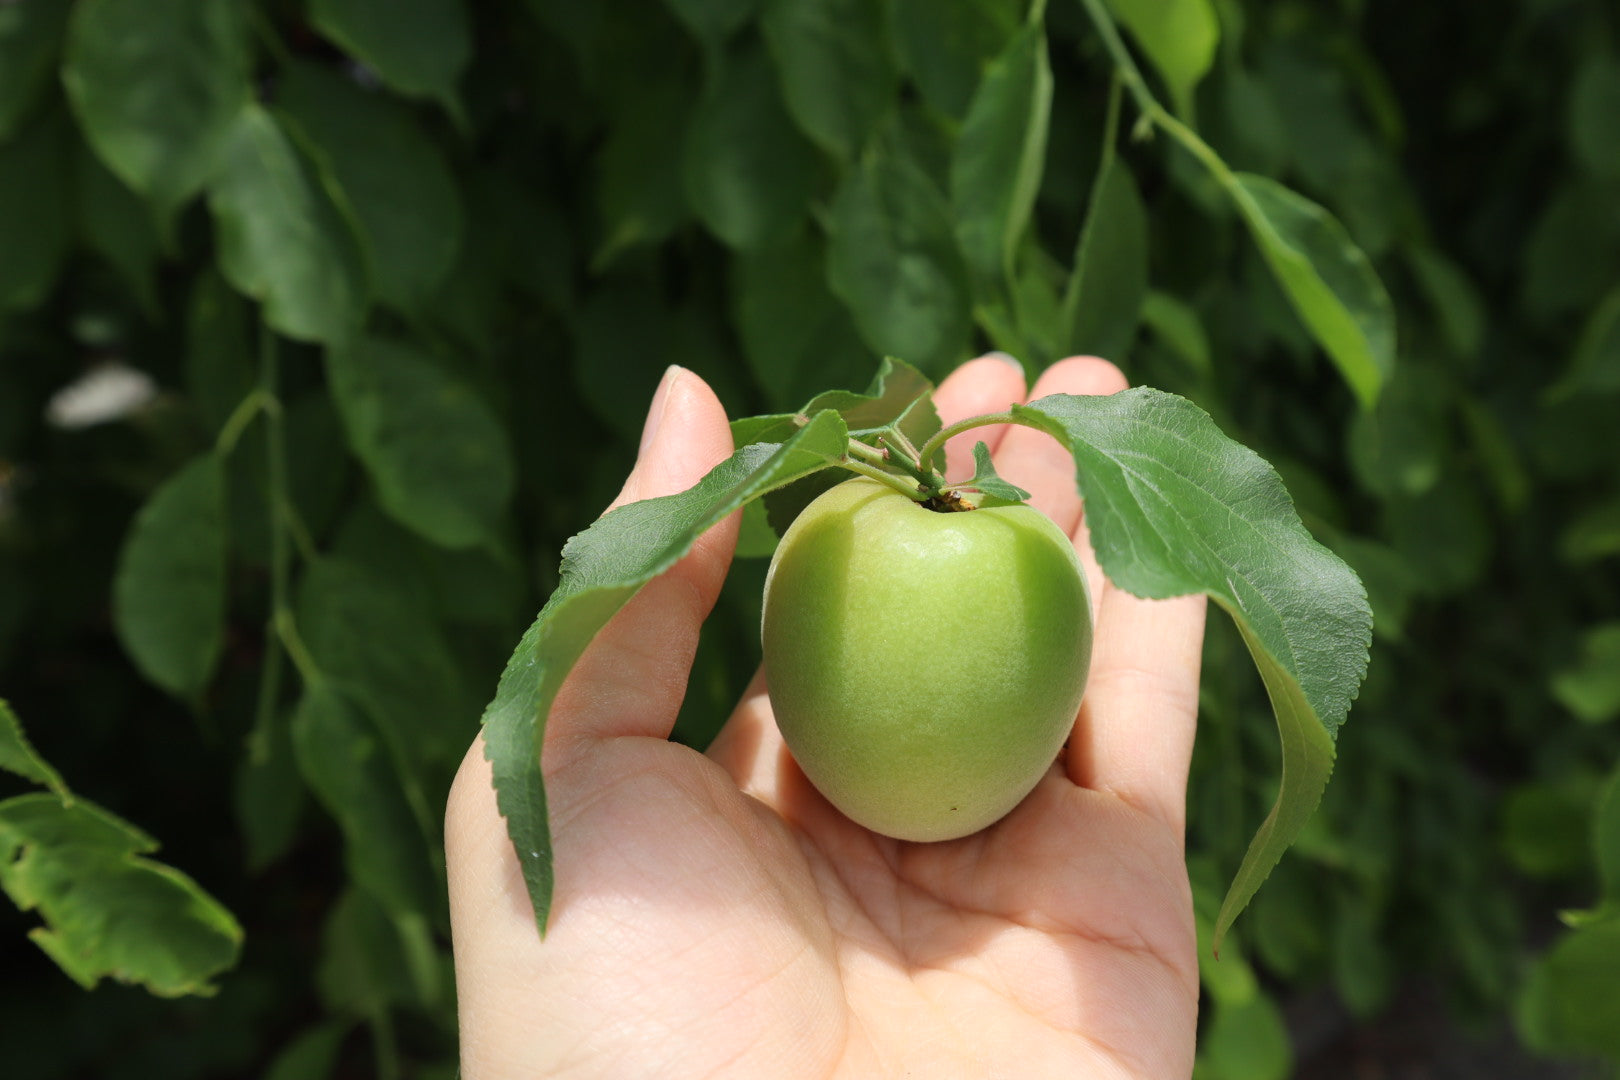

[1014,390,1370,945]
[316,888,440,1016]
[827,148,973,374]
[1598,765,1620,904]
[0,792,242,996]
[76,141,163,314]
[962,441,1031,503]
[730,228,873,409]
[732,355,940,447]
[0,0,72,143]
[291,686,442,922]
[1569,53,1620,179]
[112,454,229,701]
[326,337,514,552]
[63,0,250,228]
[1064,153,1148,362]
[593,68,693,264]
[684,39,822,250]
[761,0,898,159]
[0,699,67,796]
[951,22,1052,298]
[1196,992,1292,1080]
[1346,363,1448,500]
[184,270,256,434]
[279,62,465,311]
[1518,917,1620,1059]
[1551,623,1620,724]
[1404,244,1484,362]
[0,107,72,311]
[1104,0,1219,119]
[891,0,1019,120]
[1549,284,1620,400]
[1227,173,1395,409]
[296,556,471,813]
[233,712,305,875]
[1560,497,1620,566]
[482,411,851,932]
[1331,896,1393,1017]
[207,105,369,344]
[1502,777,1602,879]
[1140,290,1211,376]
[664,0,758,51]
[264,1023,352,1080]
[308,0,471,118]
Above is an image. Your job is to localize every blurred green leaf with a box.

[326,334,514,551]
[1518,917,1620,1059]
[761,0,898,159]
[1560,497,1620,565]
[731,228,872,409]
[280,62,465,312]
[1551,623,1620,724]
[207,105,369,344]
[264,1023,351,1080]
[0,792,242,997]
[1347,363,1448,500]
[827,145,973,373]
[0,107,72,311]
[684,39,822,250]
[316,888,440,1016]
[664,0,757,51]
[1195,992,1291,1080]
[891,0,1018,120]
[184,270,256,434]
[112,454,228,701]
[291,686,441,923]
[0,0,71,142]
[1016,390,1370,944]
[308,0,471,118]
[75,141,162,314]
[1405,244,1485,362]
[0,699,67,795]
[1140,291,1211,376]
[1104,0,1218,119]
[1229,173,1395,409]
[1550,284,1620,400]
[1064,153,1148,362]
[1522,181,1620,326]
[233,711,306,875]
[1384,474,1490,598]
[1332,896,1393,1017]
[1569,53,1620,179]
[1502,777,1602,878]
[952,21,1052,299]
[593,63,693,263]
[1598,765,1620,903]
[63,0,249,228]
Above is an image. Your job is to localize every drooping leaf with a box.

[1346,362,1449,500]
[263,1023,352,1080]
[663,0,758,52]
[684,39,822,250]
[1227,173,1395,409]
[1014,390,1370,945]
[75,142,162,313]
[1551,623,1620,724]
[827,147,973,374]
[1198,992,1292,1080]
[291,686,442,922]
[0,107,72,311]
[1103,0,1219,119]
[325,335,514,552]
[1064,153,1148,361]
[279,61,465,311]
[891,0,1019,120]
[0,0,72,142]
[1549,284,1620,400]
[730,228,873,410]
[233,711,305,874]
[307,0,471,118]
[62,0,250,228]
[593,62,694,263]
[207,105,369,344]
[1569,53,1620,179]
[0,792,242,997]
[482,412,851,931]
[316,888,440,1016]
[951,21,1052,297]
[760,0,898,159]
[0,699,67,796]
[112,454,229,701]
[732,355,940,447]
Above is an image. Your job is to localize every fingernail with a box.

[639,366,685,455]
[984,351,1024,375]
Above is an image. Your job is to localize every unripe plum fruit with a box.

[762,477,1092,841]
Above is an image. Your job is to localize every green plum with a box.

[762,476,1093,841]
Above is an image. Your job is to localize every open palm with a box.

[447,355,1207,1079]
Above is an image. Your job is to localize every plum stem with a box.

[837,456,929,501]
[917,411,1021,476]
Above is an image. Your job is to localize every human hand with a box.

[446,355,1207,1078]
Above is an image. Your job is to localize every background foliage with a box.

[1,0,1618,1076]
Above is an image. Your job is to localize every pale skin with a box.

[445,355,1209,1079]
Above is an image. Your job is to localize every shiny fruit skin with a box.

[762,477,1092,841]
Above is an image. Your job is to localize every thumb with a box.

[546,366,739,758]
